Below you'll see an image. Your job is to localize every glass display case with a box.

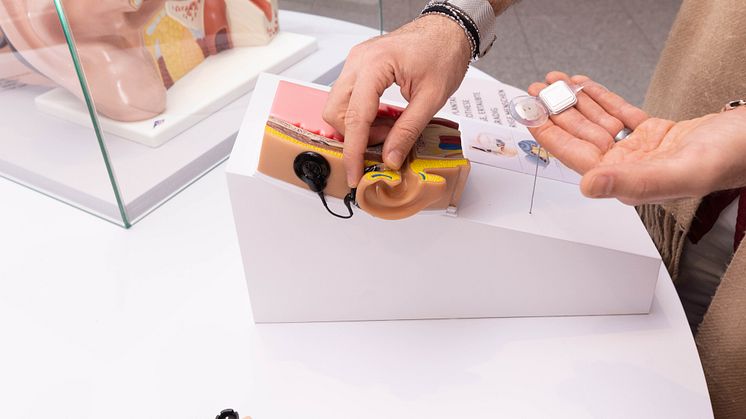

[0,0,388,227]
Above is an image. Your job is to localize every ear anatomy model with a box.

[257,81,471,221]
[0,0,278,121]
[143,0,279,88]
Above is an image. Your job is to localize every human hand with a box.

[527,72,746,205]
[323,15,471,187]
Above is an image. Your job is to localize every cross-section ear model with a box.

[256,81,471,220]
[257,115,470,221]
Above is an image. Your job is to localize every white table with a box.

[0,14,713,419]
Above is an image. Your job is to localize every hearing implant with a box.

[509,80,585,127]
[293,151,355,219]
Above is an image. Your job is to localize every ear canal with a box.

[204,0,232,55]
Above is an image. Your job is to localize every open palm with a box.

[527,72,746,205]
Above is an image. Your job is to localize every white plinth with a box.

[227,75,663,323]
[35,32,317,147]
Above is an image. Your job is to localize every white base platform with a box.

[0,11,374,224]
[227,75,662,323]
[35,32,317,148]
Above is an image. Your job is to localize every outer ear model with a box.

[354,119,470,219]
[356,155,469,220]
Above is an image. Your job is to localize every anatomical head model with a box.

[258,81,471,221]
[0,0,278,121]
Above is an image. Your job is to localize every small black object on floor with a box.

[216,408,240,419]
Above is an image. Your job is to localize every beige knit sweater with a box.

[641,1,746,418]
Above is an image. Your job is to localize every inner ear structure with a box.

[257,81,471,221]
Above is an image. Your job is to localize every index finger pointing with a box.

[382,91,443,170]
[323,57,361,133]
[343,79,386,188]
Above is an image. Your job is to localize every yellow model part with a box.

[409,158,469,183]
[143,12,205,84]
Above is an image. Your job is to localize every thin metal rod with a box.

[529,147,541,214]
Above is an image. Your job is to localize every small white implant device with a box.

[510,80,584,127]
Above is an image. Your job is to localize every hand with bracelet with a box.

[527,72,746,205]
[323,0,512,187]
